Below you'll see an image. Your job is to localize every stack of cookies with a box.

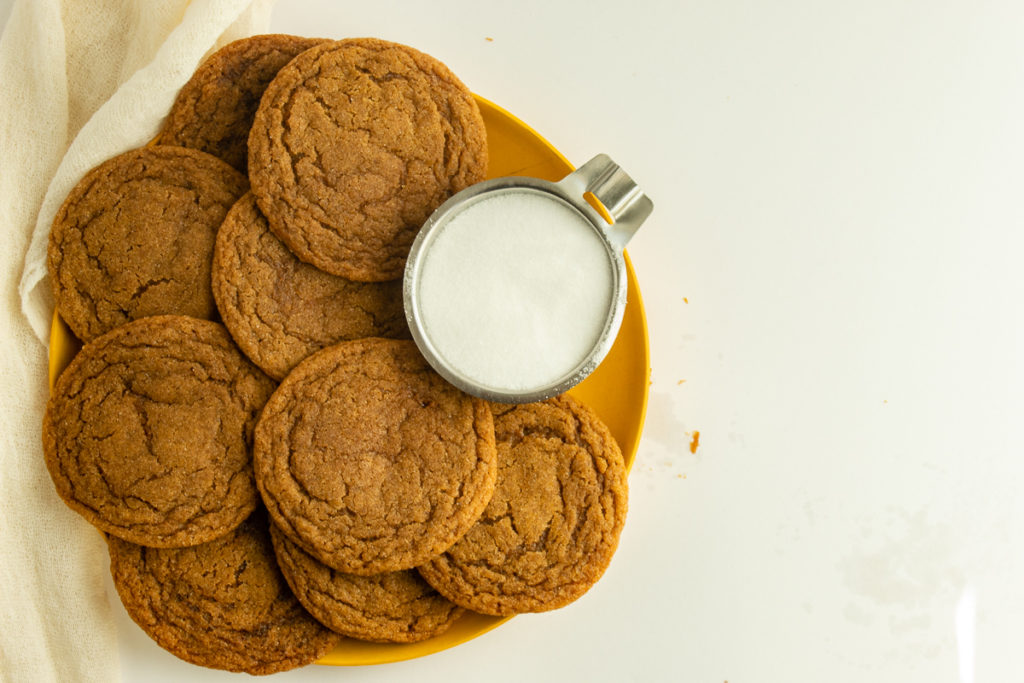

[42,35,629,675]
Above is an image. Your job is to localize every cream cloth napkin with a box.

[1,1,276,680]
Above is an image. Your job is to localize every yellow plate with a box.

[46,95,651,666]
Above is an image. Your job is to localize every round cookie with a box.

[418,396,628,616]
[247,38,488,282]
[108,510,339,674]
[47,145,248,342]
[269,523,463,643]
[43,315,276,548]
[160,34,326,172]
[212,192,408,381]
[253,338,497,575]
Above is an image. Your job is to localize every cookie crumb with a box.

[689,430,700,454]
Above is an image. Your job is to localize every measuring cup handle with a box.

[559,153,654,249]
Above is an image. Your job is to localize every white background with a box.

[9,1,1024,681]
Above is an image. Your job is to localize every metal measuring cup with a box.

[404,153,653,403]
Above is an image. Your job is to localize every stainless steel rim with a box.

[403,155,650,403]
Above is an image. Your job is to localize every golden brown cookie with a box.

[43,315,276,548]
[417,396,628,616]
[247,38,487,282]
[269,522,463,643]
[159,34,326,171]
[108,509,339,674]
[47,146,248,342]
[211,192,409,381]
[253,338,497,575]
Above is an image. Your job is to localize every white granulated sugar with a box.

[417,190,614,392]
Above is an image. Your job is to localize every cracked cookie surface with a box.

[212,192,408,381]
[43,315,276,547]
[108,509,339,674]
[254,338,497,575]
[47,146,248,342]
[160,34,326,172]
[269,522,463,643]
[247,38,487,281]
[417,396,628,616]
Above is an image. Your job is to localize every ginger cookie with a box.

[247,38,487,282]
[47,146,247,342]
[269,523,463,643]
[253,338,497,575]
[108,510,339,674]
[211,192,408,381]
[418,396,628,616]
[43,315,276,548]
[160,34,326,172]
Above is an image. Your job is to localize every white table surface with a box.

[12,1,1024,681]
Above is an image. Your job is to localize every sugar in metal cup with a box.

[404,154,653,403]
